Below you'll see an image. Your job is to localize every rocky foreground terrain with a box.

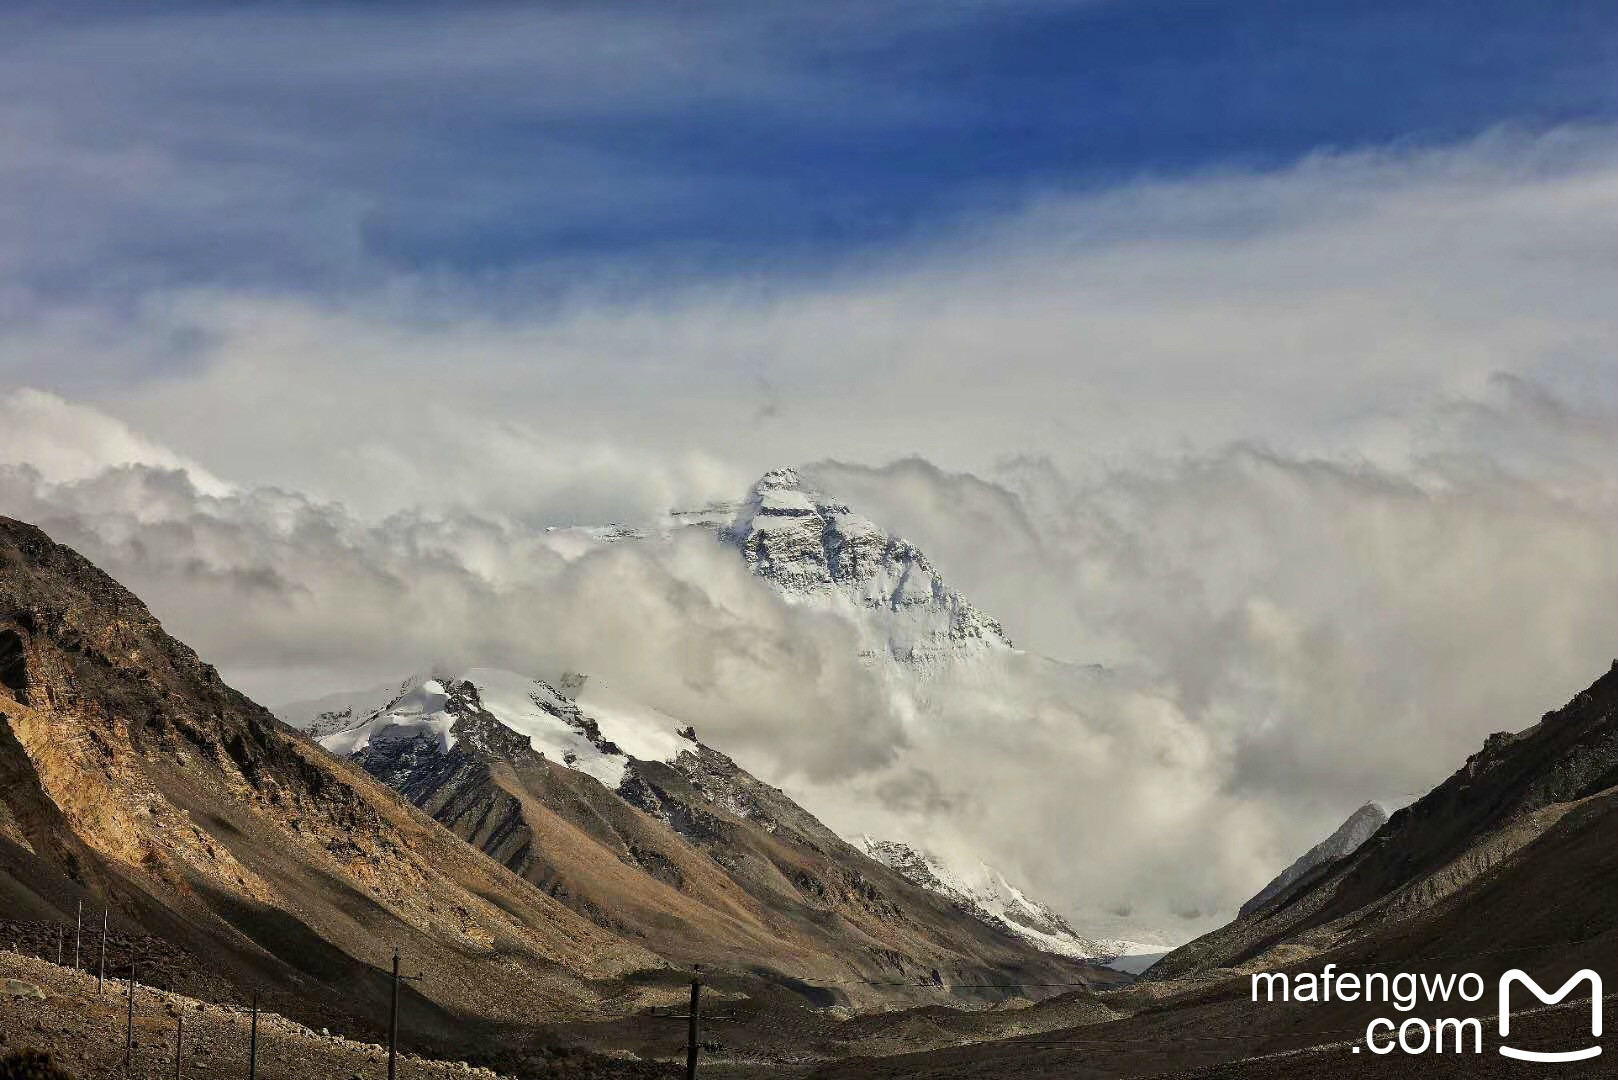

[312,669,1104,1003]
[0,950,677,1079]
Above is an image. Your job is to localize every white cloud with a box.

[0,450,905,783]
[2,372,1613,938]
[0,124,1608,526]
[0,388,230,495]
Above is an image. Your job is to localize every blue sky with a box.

[3,1,1615,299]
[2,1,1616,506]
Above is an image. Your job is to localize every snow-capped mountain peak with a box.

[722,467,1011,664]
[295,667,1124,964]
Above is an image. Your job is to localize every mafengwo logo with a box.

[1250,965,1604,1059]
[1499,969,1602,1063]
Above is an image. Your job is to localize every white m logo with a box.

[1499,969,1603,1062]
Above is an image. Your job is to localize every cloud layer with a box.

[3,369,1612,936]
[1,123,1615,934]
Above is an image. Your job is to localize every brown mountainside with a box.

[0,515,661,1044]
[807,661,1618,1079]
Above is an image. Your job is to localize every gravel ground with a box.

[0,950,510,1080]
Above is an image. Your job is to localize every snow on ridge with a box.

[1240,800,1391,917]
[458,668,630,787]
[315,668,700,790]
[855,835,1112,961]
[480,468,1014,672]
[319,678,458,758]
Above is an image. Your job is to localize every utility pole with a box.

[125,953,138,1068]
[389,948,401,1080]
[249,989,260,1080]
[387,947,425,1080]
[98,909,108,995]
[685,974,703,1080]
[55,926,62,966]
[175,1012,184,1080]
[74,900,82,970]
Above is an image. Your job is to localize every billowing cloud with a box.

[2,124,1612,528]
[3,373,1613,940]
[800,379,1618,926]
[1,112,1615,937]
[0,388,230,494]
[0,450,906,783]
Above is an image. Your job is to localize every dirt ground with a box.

[0,950,518,1079]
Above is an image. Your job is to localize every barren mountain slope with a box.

[0,515,661,1045]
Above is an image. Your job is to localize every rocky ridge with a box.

[310,668,1105,1006]
[1150,659,1618,980]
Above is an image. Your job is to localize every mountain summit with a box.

[718,467,1011,665]
[1238,800,1390,918]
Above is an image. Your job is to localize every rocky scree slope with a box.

[801,661,1618,1080]
[293,465,1125,968]
[1237,801,1389,919]
[853,837,1128,961]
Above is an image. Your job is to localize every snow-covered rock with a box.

[276,680,415,740]
[313,669,691,790]
[855,836,1128,961]
[320,677,462,759]
[286,468,1168,961]
[720,468,1011,666]
[1240,801,1391,917]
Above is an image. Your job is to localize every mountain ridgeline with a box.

[807,660,1618,1080]
[298,467,1119,969]
[310,670,1102,1004]
[1150,658,1618,982]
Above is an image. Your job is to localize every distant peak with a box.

[722,468,1012,658]
[754,466,807,491]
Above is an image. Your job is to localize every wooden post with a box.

[125,954,138,1067]
[175,1012,184,1080]
[685,975,702,1080]
[388,948,400,1080]
[249,989,259,1080]
[98,909,108,995]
